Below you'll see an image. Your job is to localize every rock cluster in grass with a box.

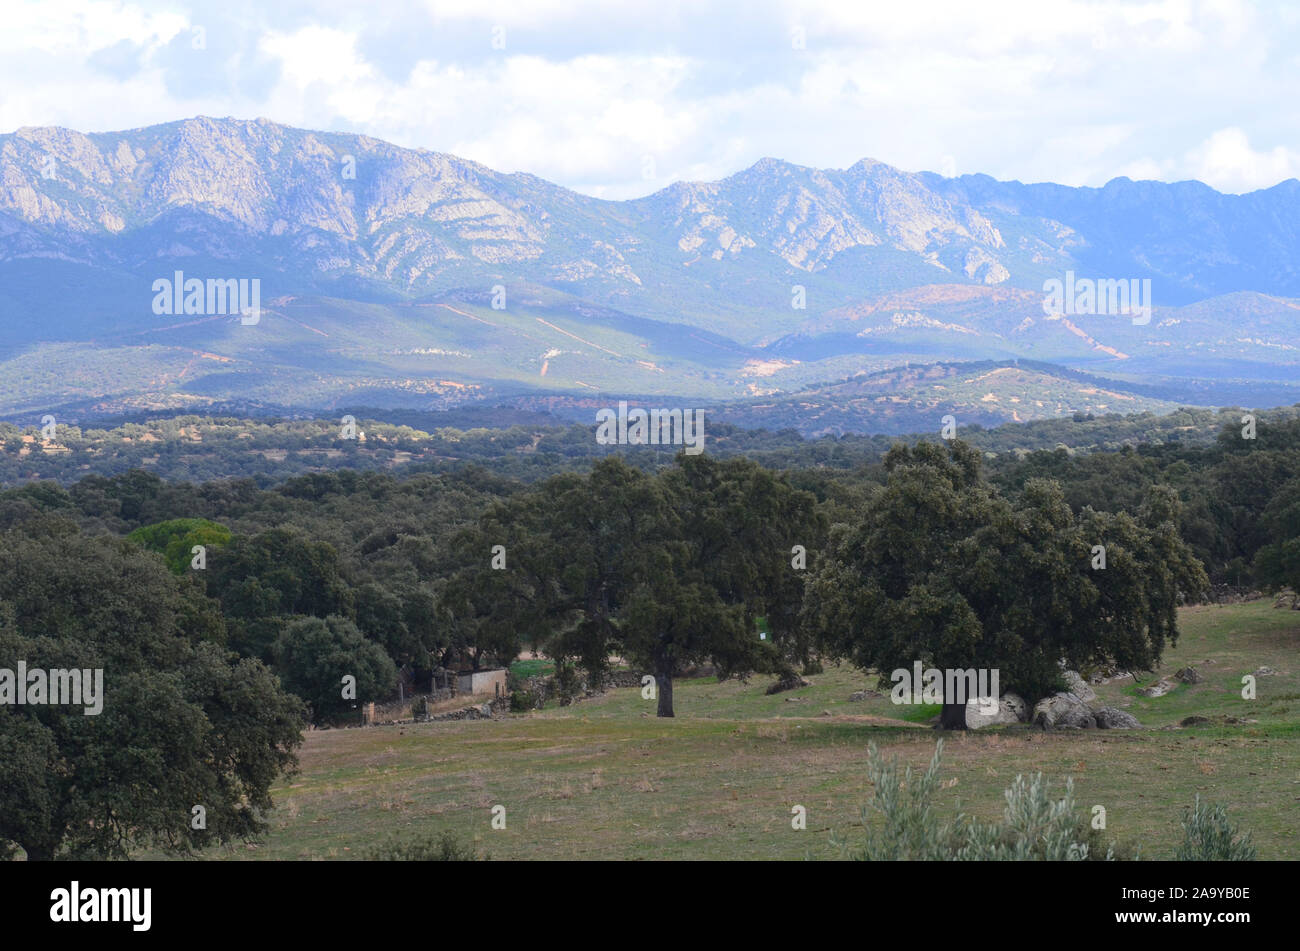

[848,689,882,701]
[1180,714,1257,727]
[965,692,1027,728]
[766,673,809,695]
[1030,690,1143,730]
[1092,707,1141,729]
[948,667,1146,730]
[1062,670,1097,703]
[1138,678,1177,697]
[1087,663,1126,684]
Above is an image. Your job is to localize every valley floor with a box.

[194,600,1299,860]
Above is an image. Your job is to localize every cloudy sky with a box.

[3,0,1298,199]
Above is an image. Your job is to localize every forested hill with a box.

[3,403,1300,488]
[3,405,1299,601]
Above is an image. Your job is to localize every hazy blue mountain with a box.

[1,116,1297,427]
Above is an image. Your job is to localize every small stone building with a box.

[457,667,509,698]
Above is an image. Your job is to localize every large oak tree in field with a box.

[461,454,818,716]
[659,454,826,685]
[803,441,1207,729]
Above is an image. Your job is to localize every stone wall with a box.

[511,669,648,711]
[426,696,511,721]
[368,670,649,722]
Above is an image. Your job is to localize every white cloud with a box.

[0,0,186,56]
[1187,127,1300,192]
[260,27,374,87]
[1116,128,1300,191]
[0,0,1296,197]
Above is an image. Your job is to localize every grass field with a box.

[200,599,1300,860]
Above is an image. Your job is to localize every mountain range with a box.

[1,116,1298,431]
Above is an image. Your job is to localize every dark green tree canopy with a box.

[0,516,305,860]
[272,615,397,722]
[447,454,820,715]
[803,442,1208,727]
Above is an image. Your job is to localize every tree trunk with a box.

[939,699,968,730]
[656,668,674,718]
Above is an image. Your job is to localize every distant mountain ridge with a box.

[1,116,1298,430]
[4,117,1299,306]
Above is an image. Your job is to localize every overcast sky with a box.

[4,0,1298,199]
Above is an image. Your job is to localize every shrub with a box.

[365,830,486,861]
[510,689,538,712]
[834,740,1122,860]
[836,741,1250,861]
[956,772,1106,860]
[835,740,957,860]
[1174,796,1256,861]
[553,660,580,705]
